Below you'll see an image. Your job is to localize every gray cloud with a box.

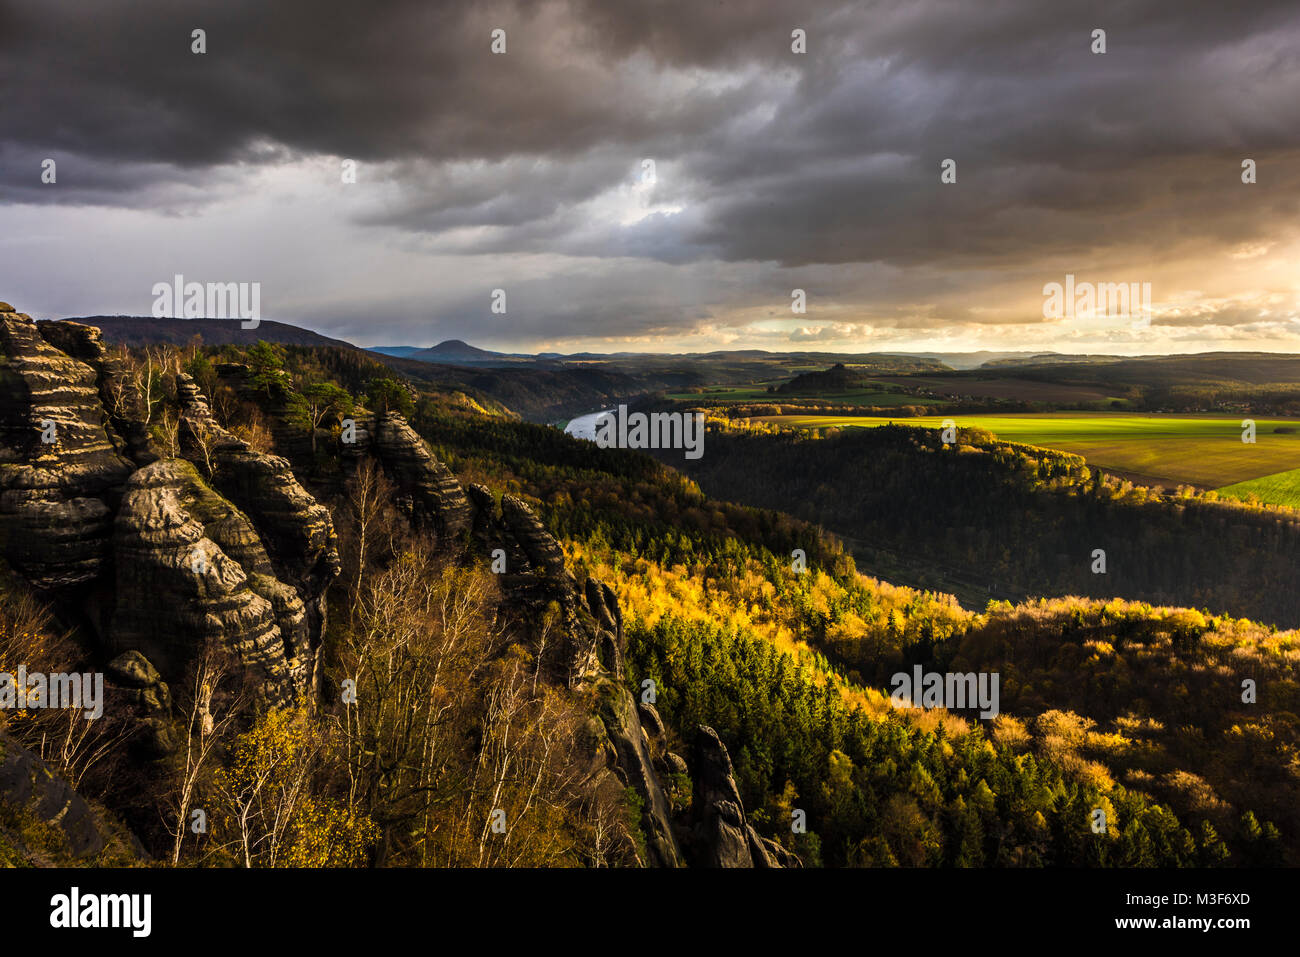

[4,0,1300,350]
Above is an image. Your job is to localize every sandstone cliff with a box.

[687,725,801,868]
[0,305,133,589]
[0,306,339,713]
[352,411,474,543]
[111,459,313,706]
[36,319,158,466]
[430,481,684,866]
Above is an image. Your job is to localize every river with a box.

[563,409,614,441]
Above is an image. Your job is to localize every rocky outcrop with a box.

[690,726,754,866]
[594,677,683,867]
[242,377,685,867]
[0,731,123,861]
[688,725,800,868]
[471,491,596,682]
[638,701,665,738]
[466,486,683,866]
[338,413,684,865]
[36,320,158,466]
[110,459,310,707]
[1,306,334,708]
[500,495,568,577]
[661,750,688,776]
[105,650,174,759]
[178,375,339,583]
[368,412,472,541]
[465,483,497,548]
[176,373,339,684]
[0,306,133,589]
[586,578,626,677]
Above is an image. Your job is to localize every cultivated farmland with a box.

[1217,467,1300,508]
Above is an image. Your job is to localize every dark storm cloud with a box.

[3,0,1300,294]
[0,0,763,197]
[671,0,1300,267]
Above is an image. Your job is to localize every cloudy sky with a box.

[3,0,1300,354]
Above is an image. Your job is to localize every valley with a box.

[2,308,1298,875]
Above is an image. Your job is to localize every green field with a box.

[1217,467,1300,507]
[753,412,1300,500]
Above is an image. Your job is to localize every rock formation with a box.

[464,484,683,866]
[362,432,684,866]
[105,650,175,759]
[0,731,136,862]
[688,725,800,868]
[0,308,339,713]
[36,319,158,466]
[111,459,312,706]
[0,305,133,589]
[176,373,339,670]
[368,412,473,541]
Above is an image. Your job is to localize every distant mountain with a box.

[64,315,361,350]
[370,341,533,364]
[409,339,516,364]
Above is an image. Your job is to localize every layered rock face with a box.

[500,494,569,577]
[36,320,157,466]
[112,459,311,706]
[176,374,340,671]
[466,483,683,866]
[368,412,473,541]
[688,725,800,868]
[0,305,133,589]
[0,306,338,714]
